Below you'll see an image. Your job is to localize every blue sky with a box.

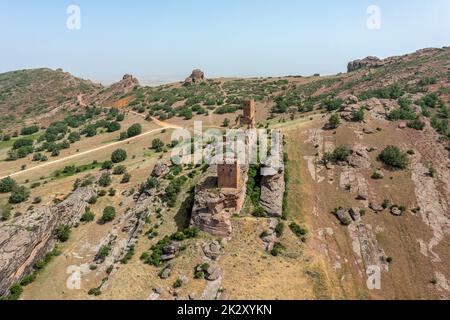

[0,0,449,85]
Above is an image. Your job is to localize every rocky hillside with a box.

[0,68,102,129]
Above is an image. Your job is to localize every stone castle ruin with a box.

[191,121,286,237]
[239,99,256,127]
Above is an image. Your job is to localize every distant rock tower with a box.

[239,99,256,127]
[217,161,240,189]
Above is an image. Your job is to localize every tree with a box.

[113,165,126,175]
[68,132,81,143]
[328,113,341,129]
[13,138,33,150]
[98,173,112,187]
[102,161,113,170]
[127,124,142,138]
[378,146,409,169]
[101,206,116,223]
[111,149,127,163]
[56,225,71,242]
[106,121,121,133]
[0,177,17,193]
[151,139,165,152]
[9,186,30,204]
[20,125,39,136]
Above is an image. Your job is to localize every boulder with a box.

[205,265,222,281]
[357,193,369,201]
[398,122,407,129]
[348,56,383,72]
[151,162,169,178]
[335,209,352,226]
[363,127,377,134]
[184,69,206,85]
[159,265,172,279]
[349,207,362,221]
[202,241,224,260]
[369,202,384,212]
[391,207,403,216]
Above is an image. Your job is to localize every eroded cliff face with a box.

[0,186,96,295]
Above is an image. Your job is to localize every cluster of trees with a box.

[0,177,30,205]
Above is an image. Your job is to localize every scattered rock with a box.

[363,127,377,134]
[205,265,222,281]
[151,162,169,178]
[349,207,361,221]
[357,193,369,201]
[335,208,352,226]
[398,122,407,129]
[391,207,403,216]
[159,265,172,279]
[370,202,384,212]
[202,241,224,260]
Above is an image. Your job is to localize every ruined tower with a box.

[217,161,240,189]
[240,99,256,127]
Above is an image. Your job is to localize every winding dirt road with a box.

[0,117,182,180]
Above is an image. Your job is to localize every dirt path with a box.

[0,124,178,180]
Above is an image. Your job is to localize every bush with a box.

[111,149,127,163]
[289,222,308,239]
[87,195,97,204]
[270,243,284,257]
[371,172,383,180]
[113,165,126,175]
[98,173,112,187]
[151,138,165,151]
[81,208,95,222]
[322,98,344,112]
[222,118,230,127]
[21,125,39,136]
[102,161,113,170]
[275,221,285,237]
[13,138,33,150]
[173,278,183,288]
[127,124,142,137]
[97,245,110,261]
[121,173,131,184]
[9,186,30,204]
[0,177,17,193]
[378,146,409,169]
[55,225,71,242]
[105,121,121,133]
[101,206,116,223]
[327,113,340,129]
[407,119,425,130]
[352,107,365,122]
[68,131,81,143]
[5,283,23,300]
[323,145,351,163]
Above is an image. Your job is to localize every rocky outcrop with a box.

[184,69,205,85]
[347,56,383,72]
[0,186,96,296]
[151,162,169,178]
[190,167,248,237]
[260,133,285,217]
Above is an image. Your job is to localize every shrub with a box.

[102,161,113,170]
[105,121,121,133]
[81,208,95,222]
[222,118,230,127]
[111,149,127,163]
[270,243,284,257]
[6,283,23,300]
[97,245,110,261]
[151,138,165,151]
[352,107,365,122]
[98,173,112,187]
[101,206,116,223]
[328,113,340,129]
[407,119,425,130]
[323,145,351,163]
[378,146,409,169]
[87,195,97,204]
[289,222,308,238]
[322,98,344,112]
[173,278,183,288]
[68,132,81,143]
[56,225,71,242]
[113,165,126,175]
[13,138,33,150]
[33,197,42,204]
[0,177,17,193]
[275,221,285,237]
[20,125,39,136]
[9,186,30,204]
[121,173,131,184]
[127,124,142,137]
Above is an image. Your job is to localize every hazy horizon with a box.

[1,0,449,85]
